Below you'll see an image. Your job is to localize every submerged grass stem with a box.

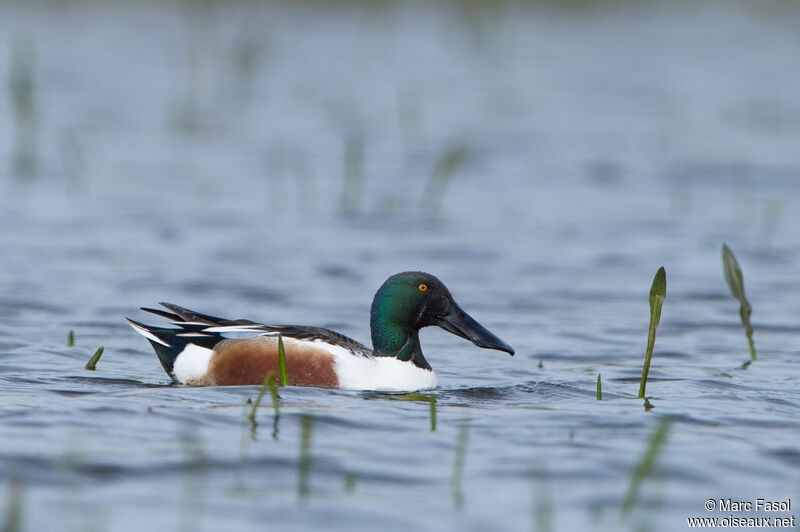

[394,393,437,431]
[339,135,364,217]
[248,371,274,425]
[622,417,671,514]
[531,468,553,532]
[638,267,666,399]
[429,394,437,432]
[3,477,25,532]
[298,414,313,499]
[344,472,356,493]
[451,421,470,509]
[10,37,37,179]
[268,376,280,439]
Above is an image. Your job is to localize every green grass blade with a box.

[622,417,671,514]
[278,335,289,386]
[395,393,427,401]
[722,244,756,362]
[84,347,104,371]
[596,374,602,401]
[722,244,745,297]
[67,330,74,347]
[649,266,667,328]
[638,267,666,399]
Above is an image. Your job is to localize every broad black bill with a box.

[436,302,515,356]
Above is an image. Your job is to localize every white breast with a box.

[332,351,438,392]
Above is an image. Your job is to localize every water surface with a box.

[1,1,800,530]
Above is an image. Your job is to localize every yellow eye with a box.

[418,283,428,292]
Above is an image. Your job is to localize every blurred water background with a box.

[1,1,800,530]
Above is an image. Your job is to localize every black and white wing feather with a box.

[138,303,373,357]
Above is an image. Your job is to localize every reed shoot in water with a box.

[596,374,602,401]
[722,244,756,363]
[278,335,289,386]
[67,330,74,347]
[84,347,104,370]
[638,267,666,399]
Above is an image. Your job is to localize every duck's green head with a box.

[369,271,514,368]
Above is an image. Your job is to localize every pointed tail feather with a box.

[158,302,227,325]
[126,318,184,377]
[127,314,224,379]
[139,307,182,322]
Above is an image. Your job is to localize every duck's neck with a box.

[370,317,432,370]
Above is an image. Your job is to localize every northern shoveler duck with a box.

[126,271,514,391]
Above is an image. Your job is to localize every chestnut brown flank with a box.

[207,337,340,387]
